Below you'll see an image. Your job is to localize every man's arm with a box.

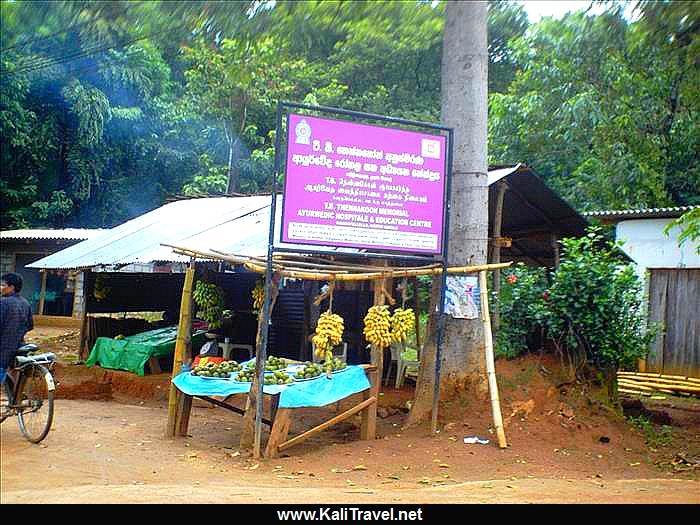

[0,298,7,336]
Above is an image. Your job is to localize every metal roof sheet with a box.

[26,196,360,269]
[0,228,105,241]
[583,206,698,221]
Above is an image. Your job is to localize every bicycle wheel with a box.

[16,364,55,443]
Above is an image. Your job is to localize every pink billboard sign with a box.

[282,113,447,255]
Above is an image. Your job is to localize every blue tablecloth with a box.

[172,365,370,409]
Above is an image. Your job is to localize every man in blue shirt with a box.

[1,273,34,386]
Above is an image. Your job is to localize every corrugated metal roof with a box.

[27,196,360,270]
[27,164,589,270]
[0,228,105,241]
[583,206,698,221]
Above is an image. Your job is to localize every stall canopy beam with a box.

[163,243,511,280]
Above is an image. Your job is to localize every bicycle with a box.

[0,343,57,443]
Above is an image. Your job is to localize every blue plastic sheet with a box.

[172,365,370,408]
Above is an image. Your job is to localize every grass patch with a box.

[627,415,673,449]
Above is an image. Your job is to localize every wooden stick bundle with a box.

[617,371,700,397]
[618,371,700,384]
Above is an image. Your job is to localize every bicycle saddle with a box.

[16,343,38,356]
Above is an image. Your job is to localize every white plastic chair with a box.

[385,343,401,386]
[395,346,420,389]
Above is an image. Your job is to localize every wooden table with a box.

[174,364,379,458]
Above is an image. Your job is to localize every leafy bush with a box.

[546,230,657,393]
[494,264,549,359]
[494,228,657,399]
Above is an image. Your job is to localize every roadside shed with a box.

[488,164,589,268]
[0,228,104,322]
[584,206,699,378]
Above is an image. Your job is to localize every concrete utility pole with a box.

[408,0,489,425]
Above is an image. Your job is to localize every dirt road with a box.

[2,399,698,504]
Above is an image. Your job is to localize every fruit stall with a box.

[159,101,517,459]
[163,245,510,458]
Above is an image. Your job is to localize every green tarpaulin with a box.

[86,326,206,376]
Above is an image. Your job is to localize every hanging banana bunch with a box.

[193,281,226,329]
[312,310,345,360]
[251,281,265,311]
[390,307,416,343]
[363,305,392,349]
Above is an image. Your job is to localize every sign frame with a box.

[275,102,454,263]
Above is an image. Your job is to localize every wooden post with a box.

[177,395,193,437]
[166,263,195,437]
[370,261,389,412]
[492,181,507,334]
[38,270,47,315]
[551,232,560,268]
[360,364,379,440]
[411,276,422,353]
[264,408,292,458]
[78,311,90,361]
[277,397,376,454]
[240,276,280,451]
[478,270,507,449]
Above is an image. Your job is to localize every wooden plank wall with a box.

[648,269,700,378]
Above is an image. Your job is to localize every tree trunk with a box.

[407,1,489,426]
[224,124,238,194]
[226,99,248,195]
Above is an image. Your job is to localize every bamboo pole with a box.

[478,270,507,449]
[166,263,195,437]
[617,376,700,386]
[617,380,700,394]
[273,252,443,271]
[618,372,700,384]
[619,384,687,394]
[619,388,652,397]
[164,243,512,281]
[242,261,512,281]
[616,376,700,389]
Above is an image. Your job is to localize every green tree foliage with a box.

[666,207,700,254]
[494,264,549,359]
[0,0,697,229]
[489,6,699,210]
